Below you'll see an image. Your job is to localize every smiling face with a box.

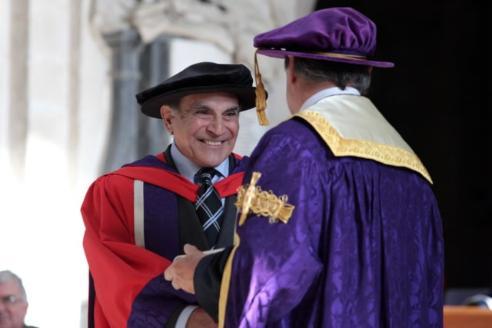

[0,281,27,328]
[161,92,240,168]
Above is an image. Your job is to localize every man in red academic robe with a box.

[81,62,259,327]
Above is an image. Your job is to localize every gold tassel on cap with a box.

[254,50,269,126]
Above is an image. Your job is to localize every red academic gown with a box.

[81,152,244,327]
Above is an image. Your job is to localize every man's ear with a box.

[160,105,174,134]
[286,56,297,84]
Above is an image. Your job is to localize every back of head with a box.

[289,57,372,95]
[252,7,394,114]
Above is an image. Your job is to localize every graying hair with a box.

[0,270,27,301]
[288,57,372,95]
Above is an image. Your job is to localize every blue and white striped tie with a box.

[194,168,223,246]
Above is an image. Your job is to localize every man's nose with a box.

[207,116,224,135]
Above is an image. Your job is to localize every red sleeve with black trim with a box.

[82,174,171,327]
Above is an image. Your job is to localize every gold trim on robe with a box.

[295,96,432,184]
[218,232,240,328]
[235,172,295,226]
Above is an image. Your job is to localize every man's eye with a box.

[195,110,210,116]
[224,110,239,117]
[1,295,18,304]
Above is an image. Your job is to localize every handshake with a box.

[164,244,222,328]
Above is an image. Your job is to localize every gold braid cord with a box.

[254,50,269,126]
[236,172,295,226]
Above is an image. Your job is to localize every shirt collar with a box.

[170,143,229,183]
[300,86,360,111]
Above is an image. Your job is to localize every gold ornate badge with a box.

[235,172,295,226]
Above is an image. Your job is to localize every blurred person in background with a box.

[0,270,37,328]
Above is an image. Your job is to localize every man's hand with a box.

[186,307,217,328]
[164,244,205,294]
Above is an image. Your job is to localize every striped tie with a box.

[194,168,223,246]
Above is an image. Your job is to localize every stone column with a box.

[137,36,172,157]
[8,0,30,178]
[68,0,82,186]
[101,29,142,173]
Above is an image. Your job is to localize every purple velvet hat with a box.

[254,7,394,68]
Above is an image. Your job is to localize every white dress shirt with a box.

[170,143,229,183]
[300,86,360,111]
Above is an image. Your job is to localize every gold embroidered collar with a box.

[295,95,432,183]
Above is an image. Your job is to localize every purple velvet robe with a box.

[221,117,444,327]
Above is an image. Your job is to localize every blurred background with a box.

[0,0,489,326]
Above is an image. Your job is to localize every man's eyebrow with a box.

[189,104,212,112]
[189,104,240,112]
[189,104,212,111]
[224,106,241,112]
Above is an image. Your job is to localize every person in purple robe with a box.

[164,7,444,328]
